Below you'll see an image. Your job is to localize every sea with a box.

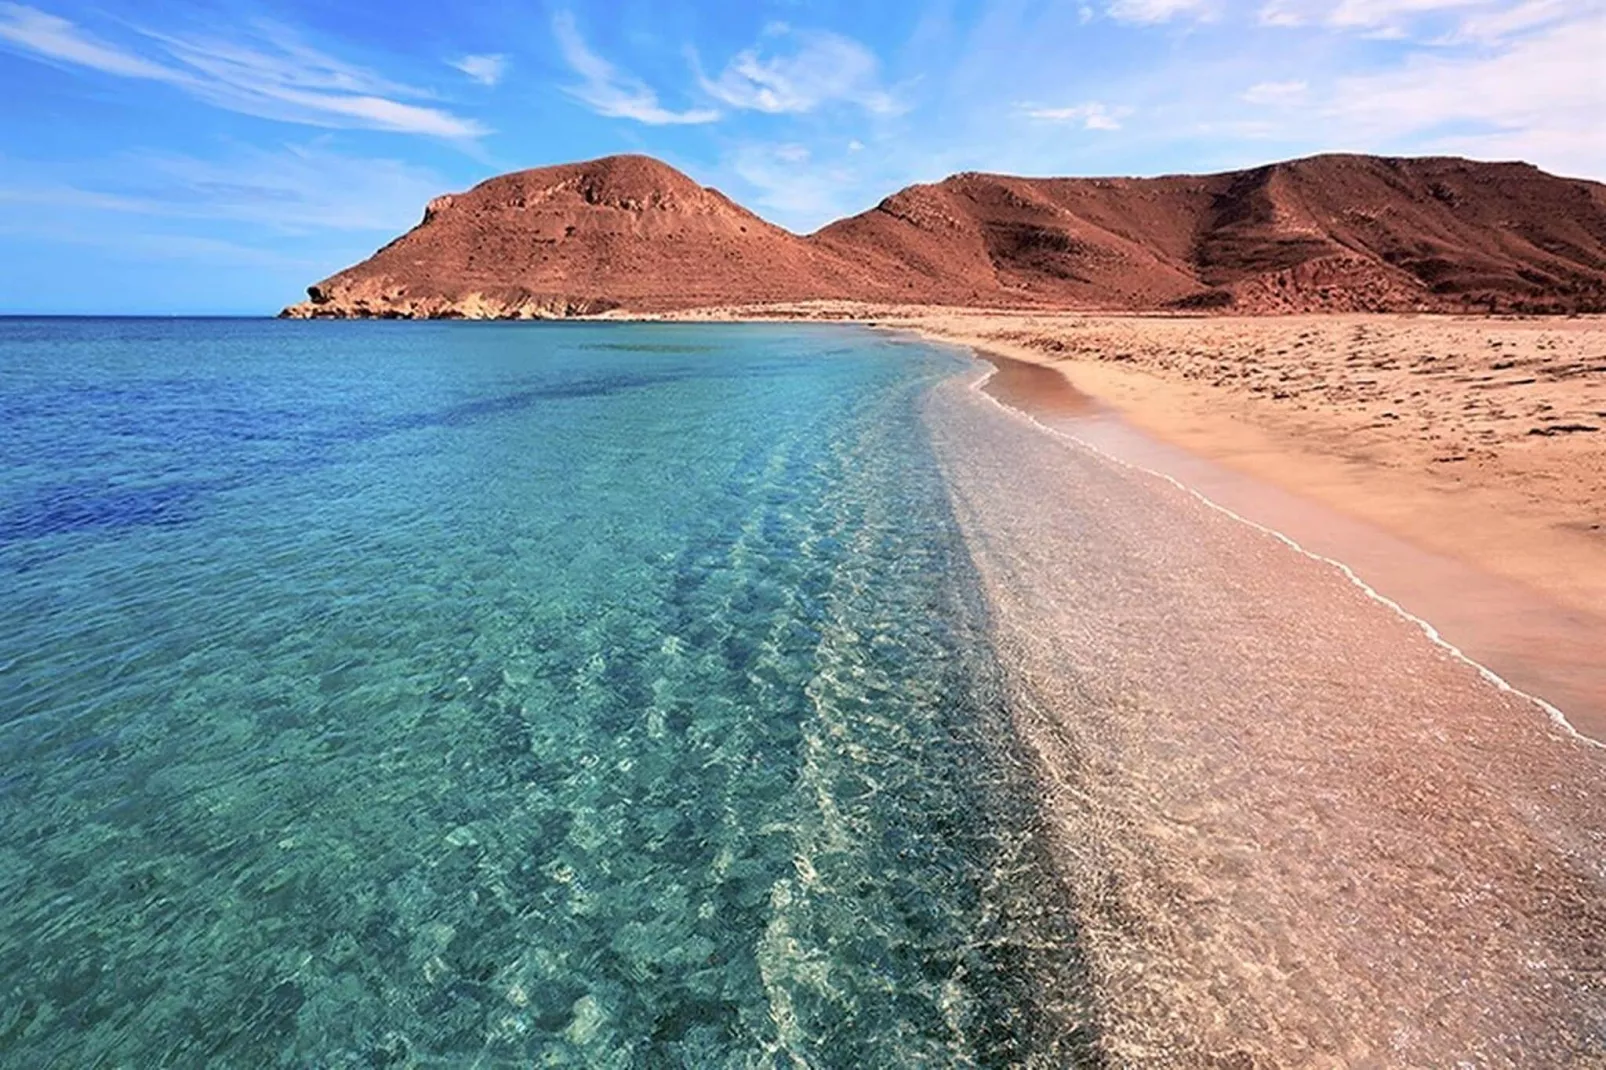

[0,319,1091,1067]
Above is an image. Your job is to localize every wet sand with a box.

[922,367,1606,1066]
[978,349,1606,744]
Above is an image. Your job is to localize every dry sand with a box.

[661,303,1606,736]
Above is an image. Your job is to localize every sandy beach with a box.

[668,306,1606,607]
[921,371,1606,1064]
[662,303,1606,737]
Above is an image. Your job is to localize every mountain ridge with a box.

[282,152,1606,318]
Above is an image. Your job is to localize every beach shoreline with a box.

[920,365,1606,1064]
[655,302,1606,737]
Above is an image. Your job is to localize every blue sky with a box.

[1,0,1600,313]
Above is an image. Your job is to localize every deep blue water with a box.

[0,319,1087,1066]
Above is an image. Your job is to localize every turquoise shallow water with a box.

[0,319,1088,1067]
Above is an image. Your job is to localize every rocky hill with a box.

[283,153,1606,318]
[283,155,879,319]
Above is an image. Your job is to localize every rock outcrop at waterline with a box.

[282,153,1606,318]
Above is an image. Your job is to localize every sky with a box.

[1,0,1601,314]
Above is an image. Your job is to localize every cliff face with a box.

[283,153,1606,318]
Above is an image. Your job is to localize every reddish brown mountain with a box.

[283,155,877,318]
[283,153,1606,318]
[818,155,1606,313]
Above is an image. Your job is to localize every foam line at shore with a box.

[951,355,1604,751]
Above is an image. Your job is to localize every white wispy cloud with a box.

[727,142,864,231]
[0,4,485,137]
[134,144,448,232]
[148,24,425,100]
[0,3,176,79]
[552,11,718,125]
[698,25,903,116]
[0,224,322,268]
[1105,0,1213,24]
[0,185,155,213]
[1325,11,1604,172]
[1256,0,1520,33]
[1242,79,1309,105]
[1,144,449,233]
[1019,101,1128,130]
[451,53,507,86]
[1175,9,1604,175]
[1440,0,1573,40]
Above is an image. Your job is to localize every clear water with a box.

[0,320,1089,1067]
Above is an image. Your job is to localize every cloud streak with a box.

[1019,101,1128,130]
[552,12,718,125]
[698,26,903,115]
[1105,0,1213,24]
[451,53,507,86]
[0,4,486,137]
[1440,0,1572,40]
[1242,79,1308,105]
[0,3,179,79]
[1325,11,1605,171]
[1,143,450,233]
[1255,0,1538,34]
